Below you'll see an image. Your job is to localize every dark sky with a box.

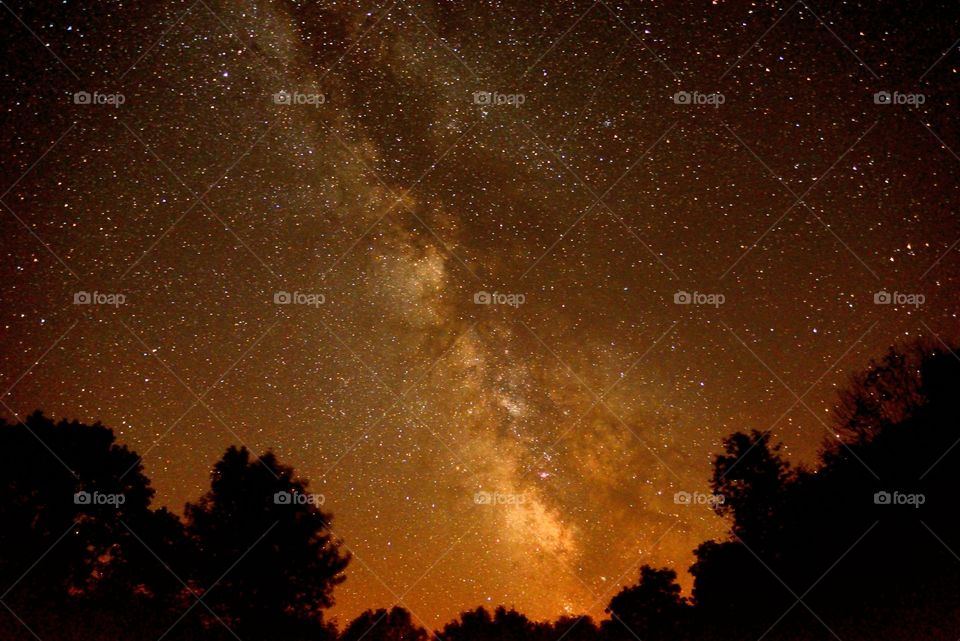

[2,0,959,629]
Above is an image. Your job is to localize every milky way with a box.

[2,0,960,629]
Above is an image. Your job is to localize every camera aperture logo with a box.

[673,91,725,107]
[874,290,924,308]
[673,290,725,308]
[273,90,326,106]
[673,491,725,506]
[874,490,925,508]
[74,291,126,307]
[473,91,526,107]
[273,490,325,506]
[873,91,925,106]
[474,491,527,505]
[274,290,326,307]
[73,91,126,107]
[474,291,526,308]
[74,491,125,507]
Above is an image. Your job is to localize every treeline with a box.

[2,341,960,640]
[0,425,347,641]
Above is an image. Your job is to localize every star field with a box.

[2,0,960,630]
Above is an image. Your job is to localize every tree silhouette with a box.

[549,615,599,641]
[340,606,429,641]
[710,429,792,548]
[0,411,191,640]
[833,342,931,445]
[439,606,538,641]
[603,566,690,641]
[688,341,960,640]
[4,339,960,640]
[184,445,349,641]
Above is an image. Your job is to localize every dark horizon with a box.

[3,337,960,641]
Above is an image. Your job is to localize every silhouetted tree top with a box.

[710,429,791,546]
[689,340,960,639]
[0,411,171,600]
[603,566,690,641]
[0,411,196,640]
[833,340,941,445]
[550,615,599,641]
[439,606,539,641]
[341,606,429,641]
[185,445,349,640]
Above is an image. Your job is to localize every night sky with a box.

[2,0,960,630]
